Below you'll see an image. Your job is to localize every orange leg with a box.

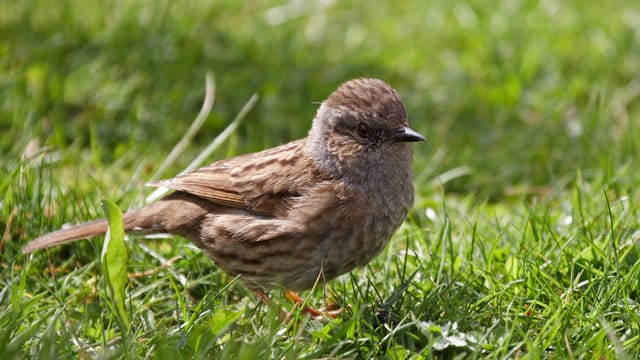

[252,289,342,320]
[285,291,323,318]
[285,290,343,318]
[252,288,288,321]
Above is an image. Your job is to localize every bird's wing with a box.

[147,139,323,217]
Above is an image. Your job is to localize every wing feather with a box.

[147,139,325,217]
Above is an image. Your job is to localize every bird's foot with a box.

[252,289,343,322]
[285,290,343,319]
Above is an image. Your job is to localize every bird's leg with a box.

[252,289,341,320]
[284,291,322,318]
[252,288,289,321]
[285,290,343,318]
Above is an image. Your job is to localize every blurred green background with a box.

[3,0,639,199]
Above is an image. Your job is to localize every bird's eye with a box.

[356,123,370,140]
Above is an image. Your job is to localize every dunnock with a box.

[24,78,425,310]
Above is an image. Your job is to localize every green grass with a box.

[2,0,640,358]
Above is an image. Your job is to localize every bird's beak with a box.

[393,126,426,143]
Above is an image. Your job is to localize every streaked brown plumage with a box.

[23,78,425,292]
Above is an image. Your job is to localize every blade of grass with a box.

[101,199,130,333]
[149,72,216,181]
[145,93,258,204]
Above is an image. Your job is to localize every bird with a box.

[23,78,425,316]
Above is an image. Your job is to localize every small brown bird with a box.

[24,78,425,313]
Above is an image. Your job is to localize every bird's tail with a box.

[22,219,110,254]
[22,192,213,254]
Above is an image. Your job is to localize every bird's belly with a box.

[201,193,410,291]
[259,215,402,290]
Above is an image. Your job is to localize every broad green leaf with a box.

[101,199,130,332]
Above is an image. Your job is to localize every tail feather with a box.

[22,219,109,254]
[22,192,215,254]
